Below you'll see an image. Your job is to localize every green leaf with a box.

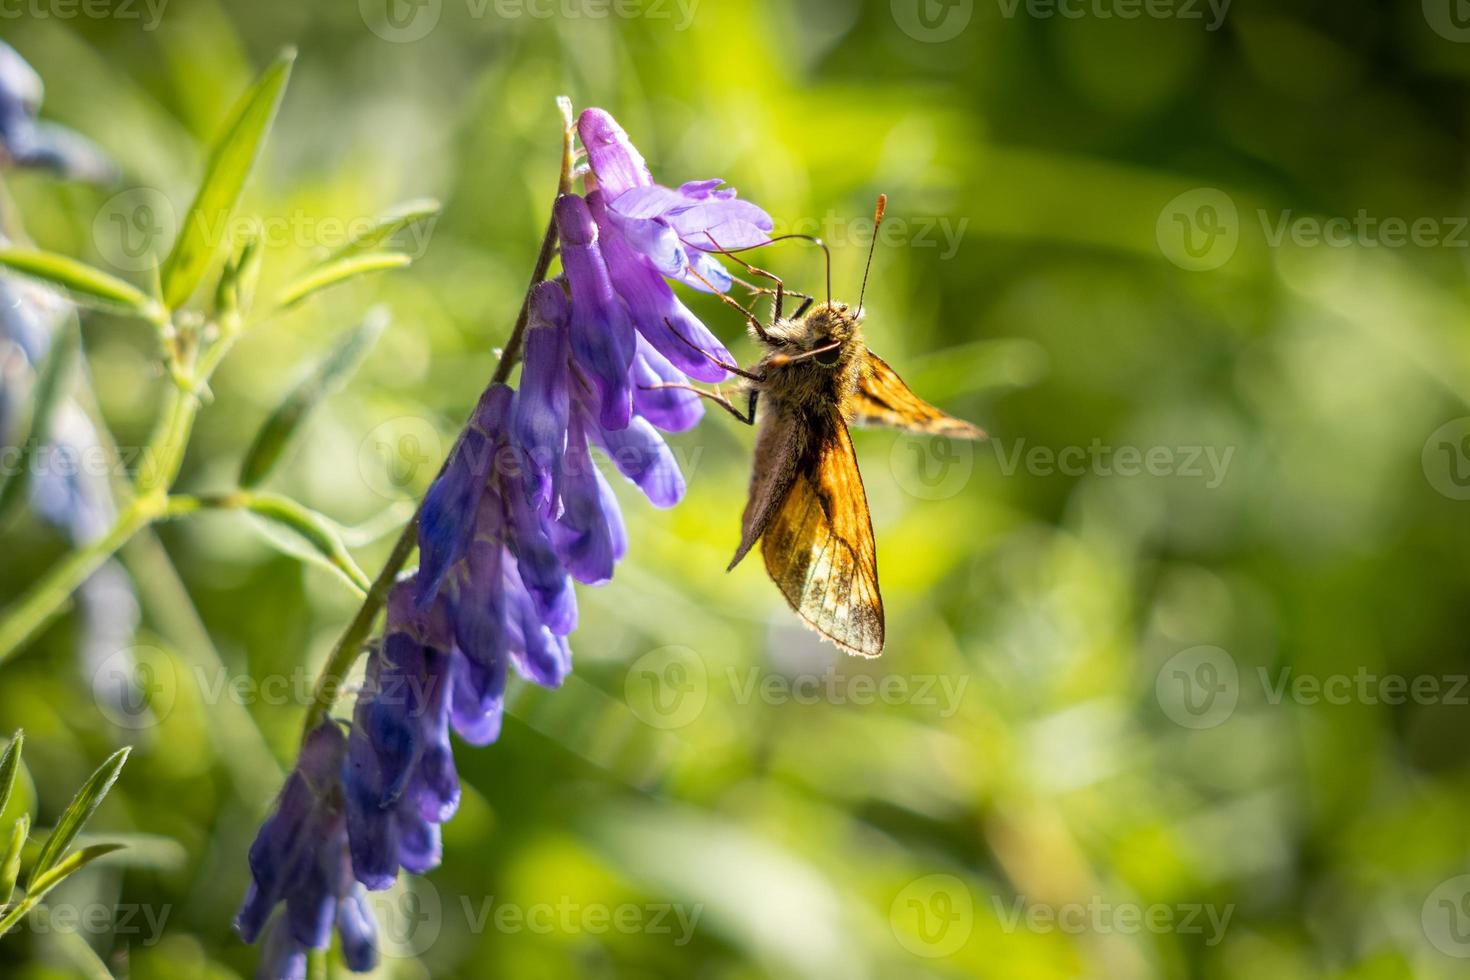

[159,49,295,311]
[0,732,23,823]
[274,251,411,310]
[0,843,125,937]
[328,197,440,260]
[240,493,372,594]
[0,318,76,526]
[26,747,129,889]
[238,308,389,487]
[0,814,27,905]
[0,250,156,315]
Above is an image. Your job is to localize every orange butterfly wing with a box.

[847,349,985,439]
[759,410,884,657]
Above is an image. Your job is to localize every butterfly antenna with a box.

[857,194,886,312]
[707,232,832,308]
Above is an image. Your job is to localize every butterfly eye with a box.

[814,344,842,368]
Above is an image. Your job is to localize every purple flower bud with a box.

[556,194,635,432]
[503,552,573,687]
[551,412,627,585]
[411,649,459,822]
[258,919,309,980]
[513,284,572,512]
[505,471,577,635]
[336,886,379,973]
[235,722,348,944]
[417,384,513,604]
[577,107,652,199]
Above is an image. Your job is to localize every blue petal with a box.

[550,413,623,585]
[633,336,704,433]
[586,409,686,508]
[337,886,380,973]
[557,194,635,431]
[505,478,578,635]
[513,286,571,512]
[589,191,731,385]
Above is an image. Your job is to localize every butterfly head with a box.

[776,300,857,368]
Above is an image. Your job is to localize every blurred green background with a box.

[5,0,1470,977]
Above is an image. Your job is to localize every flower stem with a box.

[299,102,576,742]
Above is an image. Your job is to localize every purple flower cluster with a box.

[0,40,114,181]
[237,107,772,977]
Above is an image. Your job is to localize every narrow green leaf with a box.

[241,493,372,594]
[275,251,411,310]
[238,308,389,487]
[0,843,125,936]
[0,732,23,822]
[0,250,156,315]
[0,319,76,525]
[26,747,129,889]
[0,815,27,905]
[159,49,295,311]
[328,197,440,260]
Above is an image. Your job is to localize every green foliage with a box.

[160,49,294,310]
[0,735,129,939]
[239,308,389,487]
[0,249,157,315]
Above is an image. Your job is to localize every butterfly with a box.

[651,196,985,656]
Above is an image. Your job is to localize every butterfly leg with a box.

[705,240,794,322]
[663,317,765,381]
[640,383,758,425]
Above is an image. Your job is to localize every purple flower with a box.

[241,105,777,977]
[235,723,378,975]
[0,41,114,182]
[578,107,773,296]
[557,194,636,432]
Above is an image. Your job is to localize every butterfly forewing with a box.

[759,409,884,657]
[847,349,986,439]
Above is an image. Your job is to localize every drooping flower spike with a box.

[238,105,774,974]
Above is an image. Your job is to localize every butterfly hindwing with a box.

[847,348,985,439]
[759,409,884,657]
